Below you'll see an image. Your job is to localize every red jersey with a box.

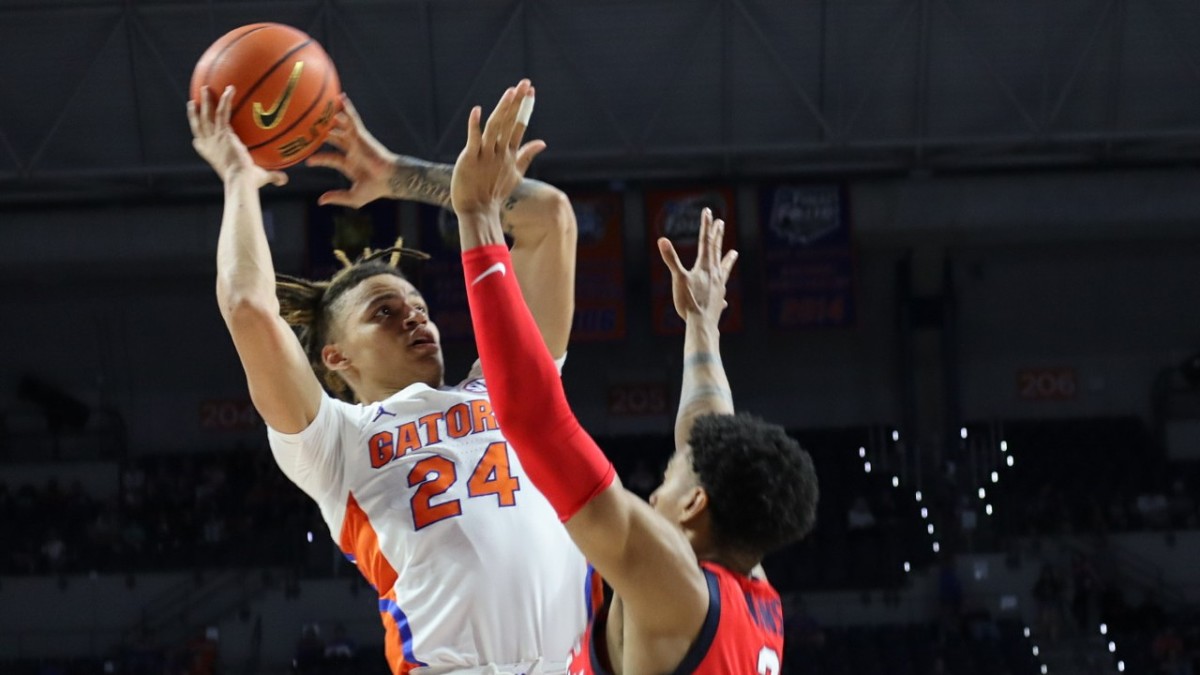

[568,561,785,675]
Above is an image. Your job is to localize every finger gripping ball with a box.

[190,23,341,169]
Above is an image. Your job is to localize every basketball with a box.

[190,23,341,169]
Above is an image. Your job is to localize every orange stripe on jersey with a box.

[339,493,399,592]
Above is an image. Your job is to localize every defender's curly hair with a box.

[275,239,431,402]
[689,413,819,557]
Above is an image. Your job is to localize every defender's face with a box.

[332,274,444,389]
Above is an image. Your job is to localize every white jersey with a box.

[267,362,595,674]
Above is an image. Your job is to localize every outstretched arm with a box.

[451,81,709,658]
[190,86,323,434]
[658,209,738,451]
[305,95,576,357]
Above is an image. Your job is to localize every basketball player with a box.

[451,81,819,674]
[187,83,593,675]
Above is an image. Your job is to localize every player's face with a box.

[649,448,701,527]
[332,274,445,389]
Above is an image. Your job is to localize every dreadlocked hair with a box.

[275,238,431,402]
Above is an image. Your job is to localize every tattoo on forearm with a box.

[685,352,723,369]
[679,385,733,413]
[500,195,518,234]
[389,161,452,207]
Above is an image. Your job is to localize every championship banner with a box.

[569,192,626,341]
[306,201,403,279]
[415,205,473,341]
[759,184,855,329]
[645,186,743,335]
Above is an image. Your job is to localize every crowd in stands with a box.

[0,450,313,576]
[0,428,935,592]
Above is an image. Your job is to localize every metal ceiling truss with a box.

[1,0,1199,205]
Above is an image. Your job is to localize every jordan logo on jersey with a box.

[368,398,500,469]
[371,405,396,423]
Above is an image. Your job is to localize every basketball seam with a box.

[200,24,272,95]
[229,37,314,118]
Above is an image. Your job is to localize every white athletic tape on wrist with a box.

[516,96,535,125]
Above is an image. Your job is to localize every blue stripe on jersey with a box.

[584,564,597,620]
[379,598,428,667]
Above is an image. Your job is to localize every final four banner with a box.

[306,201,402,279]
[645,186,743,335]
[569,192,626,341]
[415,205,472,341]
[759,184,855,329]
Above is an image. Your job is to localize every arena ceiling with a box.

[2,0,1200,205]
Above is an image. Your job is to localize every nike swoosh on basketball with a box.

[471,262,507,286]
[253,61,305,130]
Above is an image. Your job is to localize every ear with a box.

[679,485,710,526]
[321,343,350,372]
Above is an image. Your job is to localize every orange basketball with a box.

[191,23,341,169]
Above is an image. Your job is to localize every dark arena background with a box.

[2,1,1200,674]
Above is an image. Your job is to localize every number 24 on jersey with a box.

[407,441,522,530]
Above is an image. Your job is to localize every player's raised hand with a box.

[305,94,396,208]
[187,85,287,189]
[657,208,739,322]
[451,79,546,219]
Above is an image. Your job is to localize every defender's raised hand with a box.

[451,79,545,221]
[187,85,287,189]
[304,94,397,208]
[657,208,739,322]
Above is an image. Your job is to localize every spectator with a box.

[1168,480,1196,529]
[1154,627,1192,675]
[324,623,356,675]
[1135,491,1170,529]
[847,496,877,531]
[41,529,67,573]
[293,623,325,675]
[1033,563,1064,642]
[1070,552,1102,633]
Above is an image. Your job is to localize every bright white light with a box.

[1108,641,1116,653]
[864,461,872,473]
[921,507,929,519]
[915,490,923,502]
[859,446,866,458]
[892,430,900,441]
[991,471,999,483]
[978,487,986,499]
[1007,455,1014,467]
[1000,440,1008,452]
[1024,627,1031,638]
[986,504,994,516]
[892,476,900,488]
[932,541,940,553]
[1040,666,1048,675]
[903,561,911,573]
[927,524,935,535]
[1118,661,1125,672]
[306,531,313,543]
[1100,624,1107,635]
[960,427,968,439]
[1032,646,1039,656]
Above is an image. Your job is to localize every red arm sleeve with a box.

[462,244,615,521]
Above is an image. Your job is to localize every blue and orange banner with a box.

[645,186,743,335]
[758,184,855,329]
[306,201,402,279]
[415,205,473,341]
[569,192,626,341]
